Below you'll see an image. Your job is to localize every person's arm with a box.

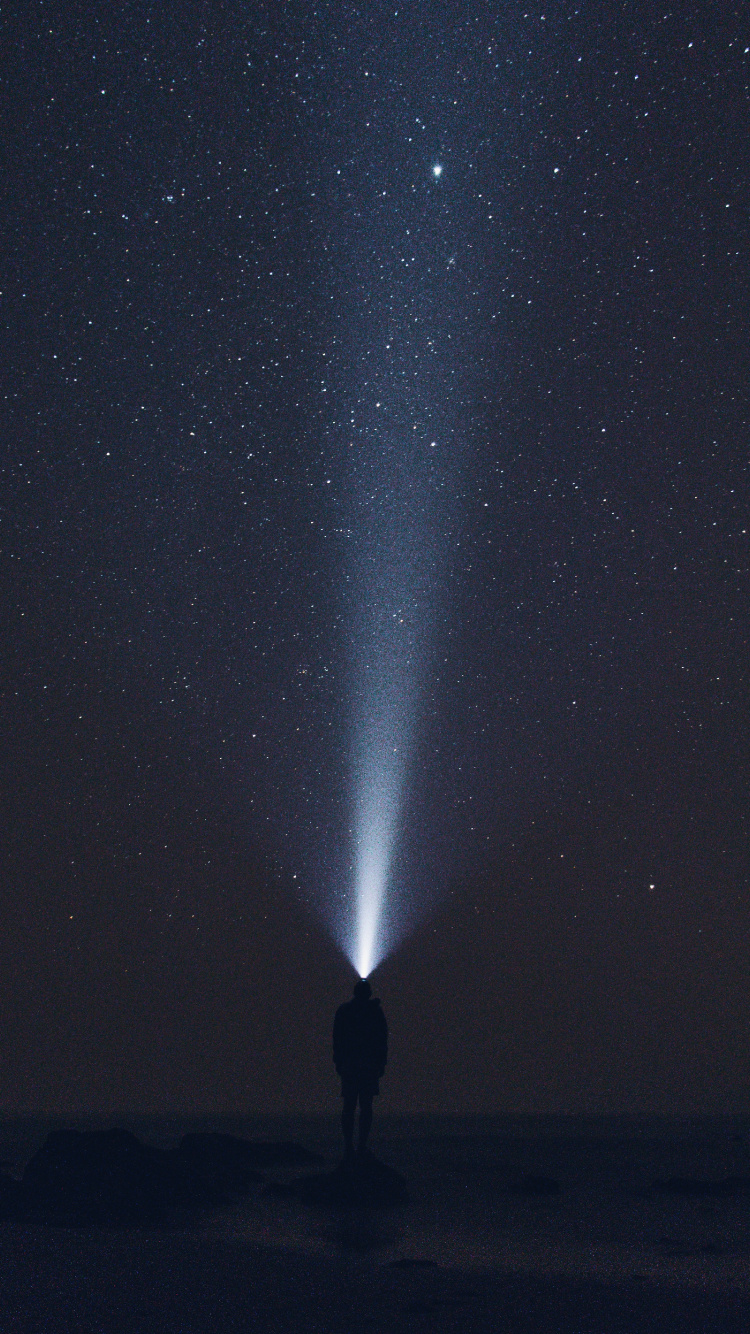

[377,1009,388,1074]
[333,1008,342,1071]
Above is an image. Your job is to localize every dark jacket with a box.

[333,997,388,1079]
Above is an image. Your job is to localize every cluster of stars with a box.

[0,0,746,1099]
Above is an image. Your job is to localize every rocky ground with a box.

[1,1116,750,1331]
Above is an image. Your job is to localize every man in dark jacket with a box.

[333,978,388,1156]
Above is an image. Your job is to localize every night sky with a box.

[1,1,748,1116]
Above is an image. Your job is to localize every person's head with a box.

[353,978,372,1001]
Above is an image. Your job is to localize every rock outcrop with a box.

[21,1127,218,1224]
[173,1131,319,1193]
[285,1152,409,1208]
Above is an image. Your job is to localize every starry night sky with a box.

[1,1,748,1115]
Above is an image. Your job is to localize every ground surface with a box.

[1,1116,750,1332]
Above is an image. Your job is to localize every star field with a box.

[0,0,747,1112]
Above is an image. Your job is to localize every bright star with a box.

[432,163,443,178]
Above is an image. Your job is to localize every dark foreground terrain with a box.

[1,1115,749,1332]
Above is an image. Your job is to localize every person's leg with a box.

[342,1089,357,1155]
[358,1094,373,1153]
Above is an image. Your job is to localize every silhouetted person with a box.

[333,978,388,1157]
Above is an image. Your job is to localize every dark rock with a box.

[173,1133,267,1193]
[507,1174,561,1196]
[653,1176,750,1197]
[22,1128,217,1224]
[287,1153,409,1208]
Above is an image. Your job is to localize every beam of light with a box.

[279,426,454,974]
[351,663,413,976]
[280,407,457,975]
[346,498,424,976]
[354,784,397,978]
